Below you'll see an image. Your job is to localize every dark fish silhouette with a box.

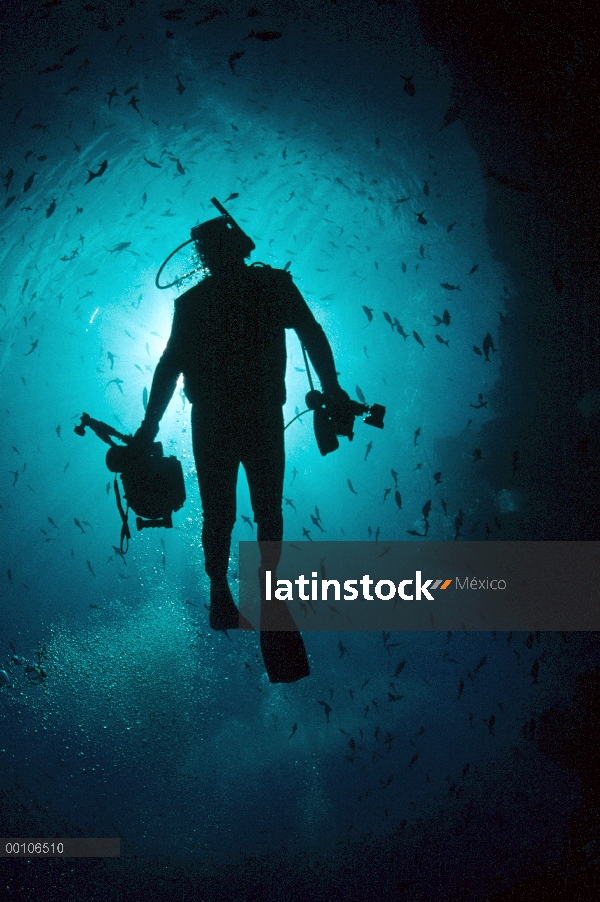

[347,479,358,495]
[486,168,531,193]
[393,318,408,339]
[142,387,148,411]
[224,192,239,203]
[85,160,107,183]
[318,700,332,722]
[443,309,450,325]
[391,469,398,487]
[362,305,374,323]
[422,500,431,522]
[433,471,441,485]
[469,264,479,275]
[414,427,421,446]
[473,345,483,357]
[473,448,483,462]
[143,156,161,169]
[364,441,373,461]
[394,490,402,510]
[108,242,131,253]
[383,488,391,502]
[45,198,57,218]
[23,172,37,192]
[284,497,297,513]
[440,283,460,291]
[106,87,117,107]
[128,96,142,116]
[383,311,394,330]
[175,74,185,94]
[241,515,253,532]
[423,181,430,196]
[302,527,312,541]
[355,385,366,404]
[454,509,464,539]
[228,51,245,72]
[413,331,425,349]
[447,221,457,232]
[24,339,38,356]
[414,211,427,225]
[482,332,496,362]
[440,101,460,130]
[435,334,449,347]
[401,74,415,96]
[245,30,282,41]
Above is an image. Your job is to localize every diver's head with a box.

[191,215,254,275]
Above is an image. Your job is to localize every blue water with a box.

[0,2,596,899]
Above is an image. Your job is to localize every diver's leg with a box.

[242,406,285,573]
[191,408,240,630]
[242,409,309,683]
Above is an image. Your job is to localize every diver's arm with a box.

[134,307,184,443]
[295,319,342,397]
[140,349,181,438]
[286,278,346,399]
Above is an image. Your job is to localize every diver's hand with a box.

[130,420,158,449]
[326,385,352,409]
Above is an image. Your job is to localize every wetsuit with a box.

[142,263,341,578]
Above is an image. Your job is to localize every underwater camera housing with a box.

[305,390,385,456]
[75,413,186,551]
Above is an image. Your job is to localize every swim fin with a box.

[258,566,310,683]
[260,630,310,684]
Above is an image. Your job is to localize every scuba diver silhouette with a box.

[133,209,350,683]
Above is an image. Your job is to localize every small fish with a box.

[472,448,483,462]
[87,560,96,577]
[108,242,131,253]
[391,469,398,487]
[422,500,431,521]
[443,309,450,326]
[393,318,408,339]
[433,472,441,485]
[457,679,464,699]
[383,311,394,330]
[483,715,496,735]
[473,345,483,357]
[143,156,161,169]
[142,387,148,411]
[355,385,366,404]
[85,160,108,183]
[124,83,138,95]
[128,96,142,116]
[383,487,391,502]
[454,509,464,539]
[401,74,415,95]
[245,30,283,41]
[23,172,37,192]
[409,752,419,768]
[338,640,348,658]
[413,330,425,349]
[447,221,457,232]
[414,427,421,446]
[56,426,61,439]
[440,283,460,291]
[435,334,449,347]
[106,87,118,107]
[414,210,427,225]
[318,700,332,722]
[224,192,239,203]
[394,490,402,510]
[469,264,479,275]
[394,659,406,678]
[362,305,374,323]
[302,527,312,541]
[347,479,358,495]
[310,515,325,533]
[45,198,57,218]
[284,497,297,513]
[440,101,460,131]
[241,515,254,532]
[289,723,297,739]
[24,339,39,356]
[228,51,245,72]
[364,441,372,461]
[175,74,185,95]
